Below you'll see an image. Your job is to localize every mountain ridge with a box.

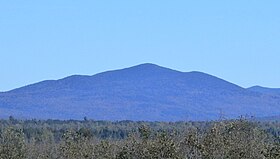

[0,63,280,121]
[6,63,243,93]
[247,85,280,96]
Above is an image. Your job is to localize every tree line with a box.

[0,117,280,159]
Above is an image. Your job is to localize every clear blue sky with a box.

[0,0,280,91]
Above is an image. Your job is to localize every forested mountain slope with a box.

[1,63,280,121]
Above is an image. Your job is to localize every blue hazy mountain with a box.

[0,63,280,121]
[247,86,280,96]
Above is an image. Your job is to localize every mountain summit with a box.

[1,64,280,121]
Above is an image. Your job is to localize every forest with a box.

[0,117,280,159]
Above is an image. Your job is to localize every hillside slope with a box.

[248,86,280,96]
[1,64,280,121]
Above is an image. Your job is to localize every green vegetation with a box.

[0,117,279,159]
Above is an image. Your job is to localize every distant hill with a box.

[247,86,280,96]
[0,63,280,121]
[254,115,280,122]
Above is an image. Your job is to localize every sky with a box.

[0,0,280,91]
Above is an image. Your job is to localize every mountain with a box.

[254,115,280,122]
[247,86,280,96]
[0,63,280,121]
